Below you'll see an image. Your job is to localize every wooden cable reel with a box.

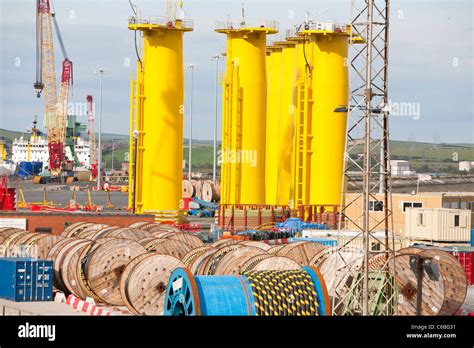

[59,240,94,295]
[239,240,272,251]
[210,238,240,248]
[1,231,32,257]
[318,247,364,310]
[140,238,169,251]
[239,254,301,272]
[199,244,244,275]
[52,239,90,291]
[103,227,153,241]
[84,239,147,305]
[146,239,192,260]
[62,222,94,237]
[187,248,219,275]
[121,254,185,315]
[0,228,24,244]
[389,249,467,315]
[267,244,286,254]
[212,246,267,275]
[86,226,121,240]
[65,242,95,299]
[119,253,153,312]
[201,180,219,202]
[194,180,203,200]
[74,224,110,239]
[182,180,194,198]
[129,222,155,229]
[182,246,215,267]
[138,223,168,232]
[29,234,65,259]
[7,232,39,257]
[309,247,341,268]
[168,233,204,249]
[275,241,327,266]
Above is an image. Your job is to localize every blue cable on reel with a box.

[165,266,330,316]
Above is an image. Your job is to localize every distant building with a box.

[345,192,474,236]
[459,161,474,172]
[390,160,416,176]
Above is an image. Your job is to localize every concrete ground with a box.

[0,298,87,316]
[17,180,129,212]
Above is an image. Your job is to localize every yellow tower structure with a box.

[264,44,282,205]
[0,140,6,162]
[301,24,350,208]
[274,40,296,206]
[216,19,278,205]
[128,11,193,215]
[288,32,313,208]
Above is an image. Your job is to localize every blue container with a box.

[32,161,43,175]
[289,237,338,247]
[471,229,474,247]
[0,258,53,302]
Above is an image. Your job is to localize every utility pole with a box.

[95,68,106,190]
[186,64,197,180]
[210,54,224,183]
[111,139,115,171]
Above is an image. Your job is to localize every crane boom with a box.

[34,0,73,176]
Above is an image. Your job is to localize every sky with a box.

[0,0,472,144]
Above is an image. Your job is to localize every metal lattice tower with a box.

[333,0,397,316]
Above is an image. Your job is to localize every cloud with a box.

[0,0,472,143]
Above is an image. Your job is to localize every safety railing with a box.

[215,19,279,31]
[218,204,292,232]
[304,21,350,34]
[298,204,341,229]
[128,15,194,30]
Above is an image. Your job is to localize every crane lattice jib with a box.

[37,0,61,171]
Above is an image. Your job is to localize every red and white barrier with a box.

[65,295,127,316]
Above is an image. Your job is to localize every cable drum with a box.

[239,254,301,272]
[275,241,327,265]
[212,246,267,275]
[239,240,273,251]
[121,254,185,315]
[164,266,330,316]
[85,239,147,305]
[389,249,467,315]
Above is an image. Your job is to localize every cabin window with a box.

[369,200,384,212]
[454,215,460,227]
[403,202,423,212]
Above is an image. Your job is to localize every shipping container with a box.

[0,258,53,302]
[289,237,337,247]
[405,208,471,242]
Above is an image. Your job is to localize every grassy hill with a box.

[2,127,473,173]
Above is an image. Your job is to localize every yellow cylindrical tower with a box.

[216,21,277,205]
[302,25,350,208]
[288,33,313,208]
[274,40,296,206]
[264,45,282,205]
[128,18,193,214]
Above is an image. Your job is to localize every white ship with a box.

[11,135,91,170]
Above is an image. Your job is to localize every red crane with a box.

[34,0,72,177]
